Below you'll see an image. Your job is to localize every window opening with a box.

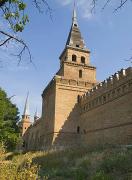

[72,54,77,62]
[81,56,85,64]
[79,70,82,78]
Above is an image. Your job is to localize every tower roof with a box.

[23,92,30,116]
[66,3,86,49]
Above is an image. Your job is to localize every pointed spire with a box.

[23,92,30,116]
[66,2,86,49]
[72,0,78,27]
[34,108,39,122]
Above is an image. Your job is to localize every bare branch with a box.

[0,37,12,46]
[102,0,111,10]
[114,0,128,12]
[0,30,32,65]
[33,0,52,20]
[91,0,130,12]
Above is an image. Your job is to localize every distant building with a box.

[21,5,132,151]
[20,92,31,136]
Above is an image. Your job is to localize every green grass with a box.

[0,145,132,180]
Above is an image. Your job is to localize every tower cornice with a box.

[59,45,90,60]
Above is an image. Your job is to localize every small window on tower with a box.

[79,70,82,78]
[81,56,85,64]
[76,44,79,47]
[74,24,77,27]
[77,126,80,134]
[72,54,77,62]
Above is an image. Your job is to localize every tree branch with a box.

[33,0,52,20]
[0,37,12,46]
[0,30,32,65]
[91,0,130,12]
[114,0,128,12]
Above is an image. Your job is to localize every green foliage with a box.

[92,171,112,180]
[0,155,39,180]
[0,147,132,179]
[99,150,132,178]
[1,0,29,32]
[0,87,20,150]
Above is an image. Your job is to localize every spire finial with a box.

[72,0,78,27]
[23,92,30,116]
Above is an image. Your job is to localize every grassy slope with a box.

[0,146,132,180]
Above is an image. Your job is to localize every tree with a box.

[0,0,51,65]
[0,88,20,150]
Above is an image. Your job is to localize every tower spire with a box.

[23,92,30,116]
[65,1,86,49]
[72,0,78,27]
[21,92,31,136]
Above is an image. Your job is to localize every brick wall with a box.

[79,67,132,146]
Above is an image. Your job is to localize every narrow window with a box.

[81,56,85,64]
[72,54,77,62]
[77,126,80,134]
[77,95,80,103]
[74,24,77,27]
[76,44,79,47]
[79,70,82,78]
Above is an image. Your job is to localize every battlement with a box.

[54,75,96,88]
[80,67,132,113]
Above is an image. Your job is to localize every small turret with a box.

[34,108,39,122]
[21,92,31,135]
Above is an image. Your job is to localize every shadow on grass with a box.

[30,146,132,180]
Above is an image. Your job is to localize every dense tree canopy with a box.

[0,88,20,150]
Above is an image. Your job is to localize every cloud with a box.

[56,0,93,19]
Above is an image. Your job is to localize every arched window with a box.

[77,126,80,134]
[72,54,77,62]
[79,70,82,78]
[81,56,85,64]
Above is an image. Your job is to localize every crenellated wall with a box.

[79,67,132,146]
[23,67,132,151]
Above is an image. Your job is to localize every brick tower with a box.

[41,5,97,148]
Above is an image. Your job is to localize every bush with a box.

[0,146,132,180]
[92,171,112,180]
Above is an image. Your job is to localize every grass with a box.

[0,145,132,180]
